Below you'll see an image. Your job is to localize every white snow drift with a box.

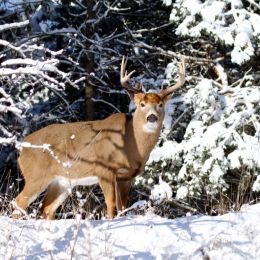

[0,203,259,259]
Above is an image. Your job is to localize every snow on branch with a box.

[168,0,260,64]
[0,67,65,89]
[0,88,22,116]
[0,40,25,58]
[0,20,29,32]
[0,58,80,89]
[17,141,74,174]
[0,136,16,145]
[0,103,22,115]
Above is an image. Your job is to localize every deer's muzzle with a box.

[147,114,158,123]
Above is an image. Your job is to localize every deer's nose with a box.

[147,114,158,123]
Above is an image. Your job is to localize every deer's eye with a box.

[158,103,163,108]
[140,102,145,108]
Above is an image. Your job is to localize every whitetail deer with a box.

[13,57,185,220]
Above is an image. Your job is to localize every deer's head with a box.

[120,56,185,133]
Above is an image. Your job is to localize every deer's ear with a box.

[133,93,145,104]
[127,91,135,101]
[162,92,174,103]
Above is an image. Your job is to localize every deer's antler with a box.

[120,56,142,94]
[159,57,186,99]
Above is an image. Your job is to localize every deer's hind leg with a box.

[13,179,49,219]
[42,180,70,220]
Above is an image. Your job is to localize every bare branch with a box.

[91,98,121,113]
[133,40,223,64]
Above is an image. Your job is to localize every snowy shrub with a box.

[165,0,260,64]
[139,70,260,207]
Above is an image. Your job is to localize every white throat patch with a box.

[143,122,159,133]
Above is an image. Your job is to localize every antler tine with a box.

[120,56,142,94]
[120,56,127,83]
[159,57,186,99]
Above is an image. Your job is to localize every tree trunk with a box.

[83,0,96,120]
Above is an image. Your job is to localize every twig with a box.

[246,0,260,10]
[219,68,252,94]
[40,79,77,119]
[168,109,189,137]
[133,40,223,64]
[91,98,121,112]
[166,199,197,212]
[135,21,175,33]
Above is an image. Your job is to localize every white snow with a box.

[150,177,173,203]
[148,140,180,163]
[1,203,260,259]
[176,186,189,199]
[162,0,172,6]
[62,161,72,169]
[209,164,224,184]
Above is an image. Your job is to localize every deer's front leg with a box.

[116,179,132,212]
[99,177,116,219]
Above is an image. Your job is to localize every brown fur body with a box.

[16,95,163,219]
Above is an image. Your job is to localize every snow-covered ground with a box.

[0,203,259,259]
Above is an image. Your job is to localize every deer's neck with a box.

[126,115,161,162]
